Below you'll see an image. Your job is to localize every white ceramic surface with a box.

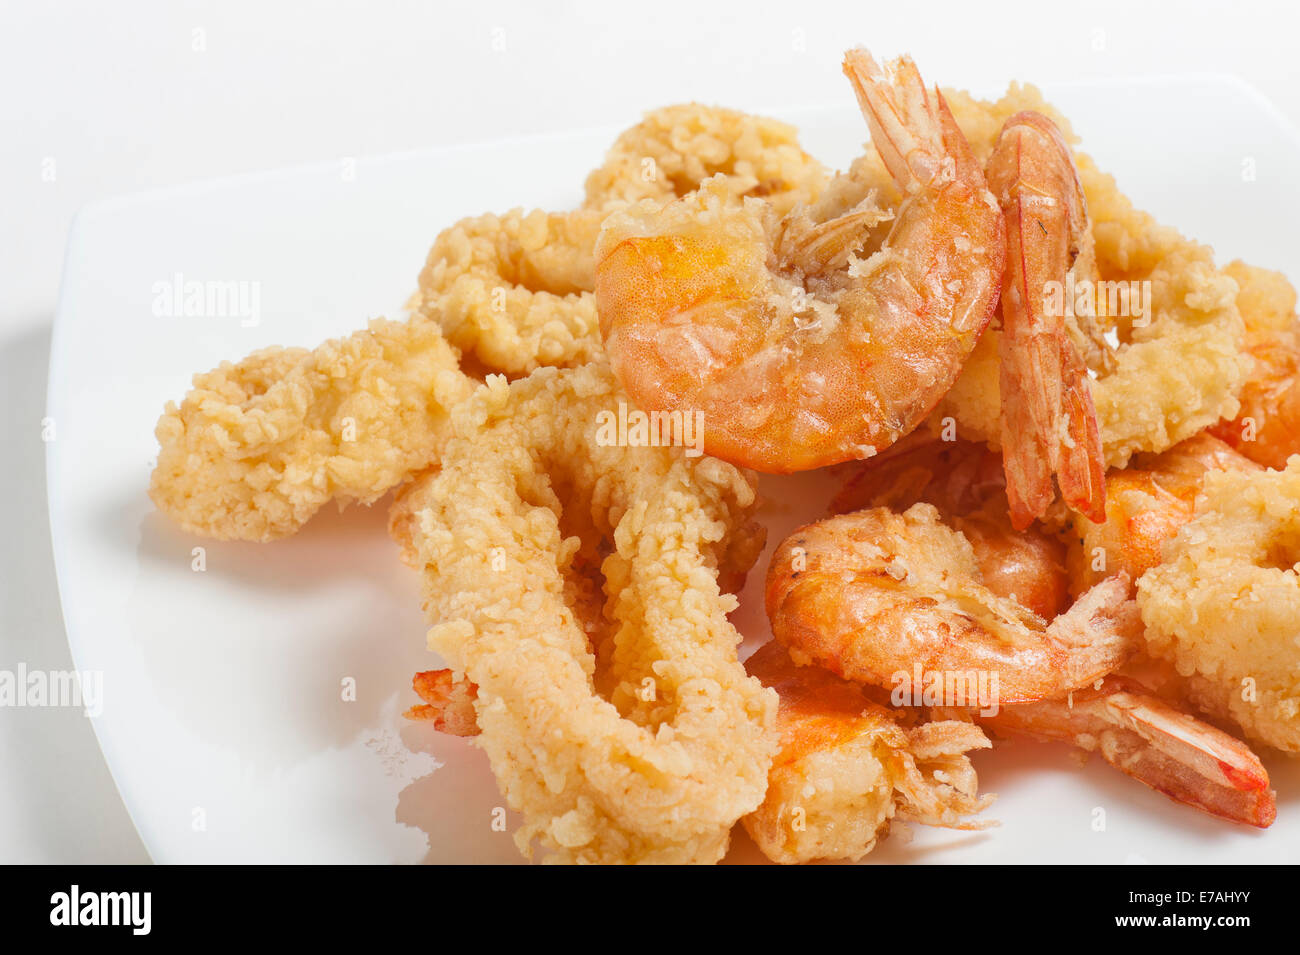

[48,75,1300,863]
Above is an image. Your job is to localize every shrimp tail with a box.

[985,676,1276,828]
[843,49,979,191]
[989,109,1107,529]
[404,669,480,737]
[1057,336,1108,523]
[1042,572,1142,693]
[999,328,1060,528]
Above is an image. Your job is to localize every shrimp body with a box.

[405,669,479,737]
[986,111,1106,528]
[766,505,1141,704]
[841,442,1276,828]
[741,641,992,864]
[983,677,1275,828]
[593,50,1005,473]
[832,435,1070,620]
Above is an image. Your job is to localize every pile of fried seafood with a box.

[150,49,1300,864]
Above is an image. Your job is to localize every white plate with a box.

[49,75,1300,864]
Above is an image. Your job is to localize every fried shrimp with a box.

[986,111,1106,528]
[1209,262,1300,468]
[1137,458,1300,754]
[740,642,993,864]
[388,362,778,864]
[1067,434,1259,595]
[853,440,1278,827]
[929,86,1248,468]
[583,104,829,216]
[982,676,1276,828]
[149,318,471,541]
[831,436,1070,621]
[766,505,1141,704]
[593,49,1005,473]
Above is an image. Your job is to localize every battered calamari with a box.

[584,103,828,215]
[150,318,470,541]
[388,362,777,864]
[1137,459,1300,753]
[412,105,829,379]
[1209,262,1300,468]
[411,207,606,375]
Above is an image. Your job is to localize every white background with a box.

[2,0,1298,863]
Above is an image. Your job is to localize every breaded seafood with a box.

[401,645,995,864]
[923,85,1249,469]
[388,362,777,863]
[583,103,828,215]
[412,105,831,379]
[741,641,992,864]
[1210,262,1300,468]
[412,207,606,375]
[983,676,1275,828]
[150,318,470,541]
[144,44,1300,862]
[766,504,1141,704]
[1066,434,1258,595]
[985,110,1106,528]
[594,51,1005,473]
[1138,459,1300,753]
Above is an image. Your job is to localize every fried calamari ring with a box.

[150,318,470,541]
[413,107,829,378]
[913,86,1249,468]
[1137,459,1300,753]
[388,362,777,864]
[1065,434,1259,596]
[1208,262,1300,468]
[412,207,607,375]
[583,104,829,216]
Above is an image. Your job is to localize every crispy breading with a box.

[150,318,470,541]
[584,103,828,215]
[389,362,777,863]
[411,105,830,379]
[1137,459,1300,753]
[412,207,606,375]
[742,642,992,864]
[1209,262,1300,467]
